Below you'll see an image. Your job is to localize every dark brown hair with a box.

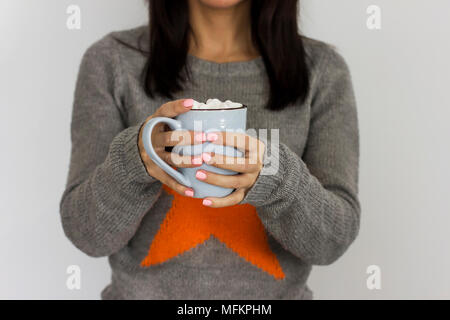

[144,0,310,110]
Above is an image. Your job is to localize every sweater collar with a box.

[120,25,266,77]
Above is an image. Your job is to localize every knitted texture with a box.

[141,185,285,280]
[60,25,360,300]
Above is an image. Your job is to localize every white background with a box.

[1,0,449,299]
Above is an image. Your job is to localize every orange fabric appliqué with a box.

[140,185,285,280]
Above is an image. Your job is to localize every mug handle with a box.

[141,117,192,187]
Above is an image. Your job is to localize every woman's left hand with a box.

[196,132,265,208]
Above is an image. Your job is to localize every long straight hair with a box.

[144,0,309,110]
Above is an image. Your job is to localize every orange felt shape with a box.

[140,185,285,280]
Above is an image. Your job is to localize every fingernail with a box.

[207,133,218,142]
[196,171,207,180]
[194,133,206,142]
[183,99,194,108]
[202,153,212,163]
[185,190,194,197]
[192,157,202,165]
[203,199,212,206]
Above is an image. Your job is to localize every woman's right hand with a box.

[138,99,204,198]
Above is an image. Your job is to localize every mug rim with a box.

[188,105,247,111]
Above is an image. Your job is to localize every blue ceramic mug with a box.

[142,106,247,198]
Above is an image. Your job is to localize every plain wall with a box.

[1,0,449,299]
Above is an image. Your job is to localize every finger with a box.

[195,170,254,189]
[153,130,206,147]
[155,167,195,198]
[202,152,261,173]
[161,151,204,168]
[206,131,262,154]
[155,98,194,118]
[202,188,246,208]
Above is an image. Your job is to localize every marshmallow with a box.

[191,98,243,110]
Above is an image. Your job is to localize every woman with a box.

[60,0,360,300]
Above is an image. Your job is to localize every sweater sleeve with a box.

[59,36,162,257]
[240,46,361,265]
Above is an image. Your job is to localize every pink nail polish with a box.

[207,133,218,142]
[192,157,202,165]
[203,199,212,206]
[202,153,212,162]
[196,171,207,180]
[183,99,194,108]
[194,133,206,142]
[185,190,194,197]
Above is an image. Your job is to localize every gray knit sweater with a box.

[60,25,360,300]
